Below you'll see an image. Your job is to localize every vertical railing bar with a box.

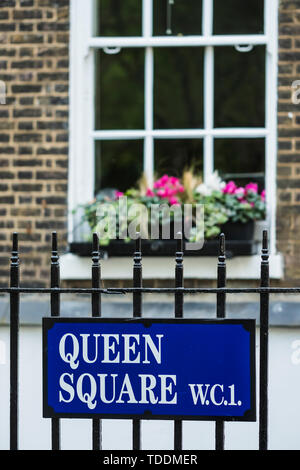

[259,229,269,450]
[132,233,142,450]
[50,231,60,450]
[215,233,226,450]
[91,233,102,450]
[10,232,19,450]
[174,233,183,450]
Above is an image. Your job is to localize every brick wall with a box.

[0,0,69,287]
[277,0,300,283]
[0,1,300,286]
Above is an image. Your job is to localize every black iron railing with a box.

[2,229,294,450]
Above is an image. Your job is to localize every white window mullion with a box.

[212,128,268,138]
[265,0,278,254]
[202,0,213,37]
[88,34,268,49]
[153,129,207,139]
[92,130,146,140]
[91,128,267,140]
[144,47,154,186]
[203,0,214,182]
[203,47,214,181]
[143,0,154,187]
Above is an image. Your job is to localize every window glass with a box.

[214,46,265,128]
[95,49,144,130]
[154,139,203,179]
[213,0,264,35]
[95,140,143,193]
[153,0,202,36]
[95,0,142,36]
[92,1,267,197]
[154,48,204,129]
[214,138,265,190]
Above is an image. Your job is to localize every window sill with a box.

[60,252,284,281]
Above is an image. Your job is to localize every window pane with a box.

[214,138,265,190]
[154,139,203,178]
[154,48,204,129]
[153,0,202,36]
[95,140,143,193]
[214,46,265,128]
[213,0,264,35]
[95,49,144,130]
[95,0,142,36]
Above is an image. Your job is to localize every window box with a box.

[221,220,255,241]
[70,236,258,259]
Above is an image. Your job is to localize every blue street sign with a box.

[43,318,256,421]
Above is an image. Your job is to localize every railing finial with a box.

[12,232,18,253]
[176,231,183,253]
[51,231,57,252]
[219,232,225,258]
[11,232,19,268]
[262,229,268,251]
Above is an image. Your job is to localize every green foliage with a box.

[74,174,266,246]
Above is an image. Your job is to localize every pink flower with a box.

[153,180,162,189]
[164,187,173,197]
[234,187,245,200]
[160,174,169,185]
[223,181,237,194]
[115,191,124,199]
[261,189,266,201]
[154,175,170,189]
[170,188,179,197]
[169,196,179,205]
[245,182,258,194]
[146,188,155,197]
[169,176,179,185]
[157,189,167,198]
[151,174,184,203]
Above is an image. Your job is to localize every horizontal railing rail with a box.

[1,287,300,294]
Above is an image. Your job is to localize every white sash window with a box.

[69,0,278,253]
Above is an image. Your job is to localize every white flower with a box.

[195,171,225,196]
[195,183,213,196]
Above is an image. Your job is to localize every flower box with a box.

[221,220,255,241]
[71,171,265,258]
[70,237,258,258]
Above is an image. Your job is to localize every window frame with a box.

[68,0,278,254]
